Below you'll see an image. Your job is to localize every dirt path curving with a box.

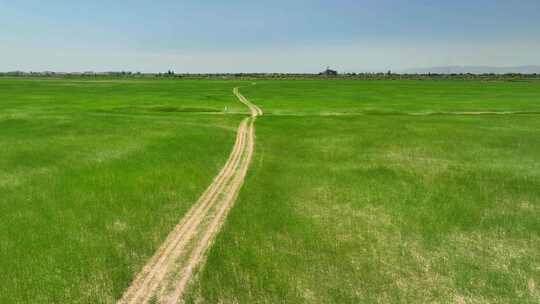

[118,86,261,304]
[233,87,263,117]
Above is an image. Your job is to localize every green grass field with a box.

[0,78,245,303]
[241,79,540,115]
[2,77,539,303]
[185,80,540,303]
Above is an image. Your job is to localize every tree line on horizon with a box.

[1,70,539,80]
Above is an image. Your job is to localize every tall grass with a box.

[186,85,540,303]
[0,78,245,303]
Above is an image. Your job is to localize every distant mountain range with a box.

[403,65,540,74]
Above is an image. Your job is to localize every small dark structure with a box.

[319,67,338,76]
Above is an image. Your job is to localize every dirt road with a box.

[118,86,262,304]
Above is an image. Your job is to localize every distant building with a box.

[319,67,338,76]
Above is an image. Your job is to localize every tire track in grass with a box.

[118,86,262,304]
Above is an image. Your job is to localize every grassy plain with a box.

[241,79,540,115]
[2,77,540,303]
[187,80,540,303]
[0,78,245,303]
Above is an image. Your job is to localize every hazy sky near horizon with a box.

[1,0,539,73]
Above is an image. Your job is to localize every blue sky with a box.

[1,0,539,72]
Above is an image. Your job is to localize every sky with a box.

[1,0,539,73]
